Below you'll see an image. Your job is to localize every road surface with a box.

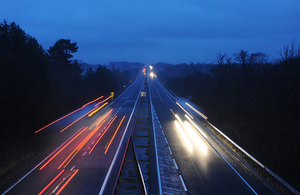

[149,74,276,195]
[2,74,145,195]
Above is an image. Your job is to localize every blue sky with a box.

[2,0,300,65]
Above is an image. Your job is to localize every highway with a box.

[3,69,281,195]
[2,73,145,195]
[149,74,275,195]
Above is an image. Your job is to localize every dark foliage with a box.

[0,21,50,155]
[160,47,300,190]
[0,21,135,187]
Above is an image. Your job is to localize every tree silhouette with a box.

[0,20,50,172]
[48,39,78,63]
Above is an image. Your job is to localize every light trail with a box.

[60,107,98,133]
[38,169,65,195]
[39,127,87,170]
[174,114,184,126]
[38,126,86,170]
[88,102,108,117]
[58,111,112,169]
[185,102,208,120]
[184,121,207,155]
[95,96,112,107]
[55,169,79,195]
[176,102,193,119]
[104,115,126,154]
[88,109,113,128]
[59,126,98,169]
[82,96,104,107]
[89,115,117,155]
[96,109,113,126]
[175,120,193,152]
[88,115,102,127]
[185,114,207,138]
[35,96,103,133]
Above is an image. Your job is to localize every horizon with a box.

[2,0,299,65]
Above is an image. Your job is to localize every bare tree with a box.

[279,41,300,61]
[250,52,268,65]
[215,52,227,65]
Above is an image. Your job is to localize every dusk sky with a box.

[2,0,300,65]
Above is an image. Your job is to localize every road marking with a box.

[179,175,188,191]
[173,159,178,169]
[168,146,173,155]
[157,79,258,194]
[150,78,163,195]
[154,84,163,102]
[98,76,144,195]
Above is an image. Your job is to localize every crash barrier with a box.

[159,79,299,194]
[207,121,300,195]
[111,78,147,195]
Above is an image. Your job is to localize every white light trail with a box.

[174,115,193,152]
[184,121,207,155]
[185,114,207,139]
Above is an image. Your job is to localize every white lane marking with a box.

[150,80,163,195]
[173,159,179,169]
[98,76,144,195]
[154,84,163,102]
[211,144,259,195]
[179,175,188,191]
[164,137,168,144]
[2,128,82,194]
[168,146,173,155]
[156,79,258,195]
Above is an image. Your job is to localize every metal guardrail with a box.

[131,136,148,195]
[159,79,300,195]
[207,121,300,195]
[111,76,147,195]
[128,80,148,194]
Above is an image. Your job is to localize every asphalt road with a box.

[3,70,279,195]
[149,75,275,195]
[2,74,145,195]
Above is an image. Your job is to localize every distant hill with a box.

[78,61,145,74]
[107,61,145,71]
[79,62,100,74]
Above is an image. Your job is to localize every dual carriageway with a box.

[2,67,293,195]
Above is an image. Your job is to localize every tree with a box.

[47,39,82,79]
[0,20,49,111]
[0,20,50,167]
[211,53,234,89]
[48,39,78,63]
[250,52,268,65]
[47,39,84,109]
[234,49,250,81]
[234,49,250,65]
[215,52,227,65]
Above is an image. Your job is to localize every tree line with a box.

[157,46,300,190]
[0,20,135,186]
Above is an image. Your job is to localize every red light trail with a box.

[104,115,125,154]
[35,95,104,133]
[57,110,113,169]
[60,106,98,133]
[95,96,112,107]
[38,169,65,195]
[88,115,117,155]
[39,126,87,170]
[55,169,79,195]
